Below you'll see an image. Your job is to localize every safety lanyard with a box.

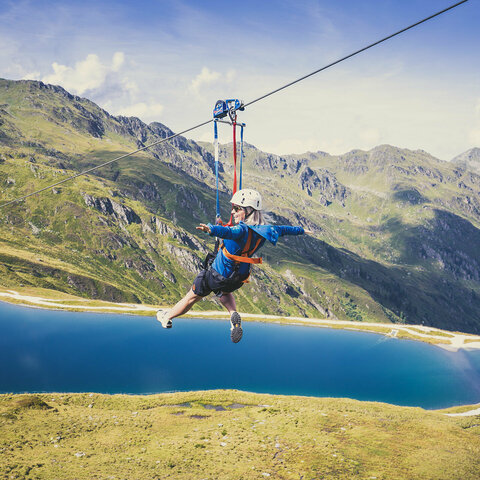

[239,125,244,191]
[214,120,220,219]
[213,109,245,226]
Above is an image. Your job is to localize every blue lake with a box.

[1,301,480,409]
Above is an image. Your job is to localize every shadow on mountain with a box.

[396,209,480,279]
[286,209,480,334]
[391,187,428,205]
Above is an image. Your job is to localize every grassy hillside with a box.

[2,78,480,332]
[1,391,479,480]
[0,79,329,319]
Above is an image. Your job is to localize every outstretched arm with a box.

[196,223,245,240]
[276,225,305,237]
[277,226,314,236]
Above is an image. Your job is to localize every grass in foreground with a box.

[1,391,479,480]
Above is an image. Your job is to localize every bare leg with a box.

[218,292,237,314]
[167,288,203,320]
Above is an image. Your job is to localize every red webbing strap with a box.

[232,119,237,195]
[225,117,238,227]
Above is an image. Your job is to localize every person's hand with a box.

[196,223,211,234]
[304,229,314,235]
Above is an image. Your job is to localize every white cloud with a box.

[112,52,124,72]
[189,67,221,95]
[114,102,164,122]
[38,52,125,95]
[22,71,41,80]
[121,78,139,96]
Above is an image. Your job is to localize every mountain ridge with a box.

[1,78,480,333]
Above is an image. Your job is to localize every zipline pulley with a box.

[213,99,244,122]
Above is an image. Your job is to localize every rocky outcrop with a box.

[113,117,218,181]
[81,193,141,225]
[52,105,105,138]
[251,150,307,175]
[298,167,348,206]
[122,256,156,277]
[151,217,206,252]
[164,243,202,274]
[440,195,480,222]
[340,149,370,175]
[283,268,329,316]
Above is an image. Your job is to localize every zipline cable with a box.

[0,0,468,209]
[244,0,469,109]
[0,119,213,209]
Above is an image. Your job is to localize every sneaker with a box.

[156,310,172,329]
[230,311,243,343]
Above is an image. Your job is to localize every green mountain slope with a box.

[1,78,480,333]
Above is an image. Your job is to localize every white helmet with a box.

[231,189,262,210]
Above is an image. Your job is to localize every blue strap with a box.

[214,120,220,218]
[239,125,244,190]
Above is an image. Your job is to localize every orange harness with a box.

[221,230,263,265]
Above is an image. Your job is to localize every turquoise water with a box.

[1,301,480,409]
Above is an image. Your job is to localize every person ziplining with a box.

[156,100,312,342]
[156,188,311,343]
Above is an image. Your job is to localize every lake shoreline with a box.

[2,388,480,415]
[2,287,480,352]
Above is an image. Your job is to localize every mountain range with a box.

[1,78,480,334]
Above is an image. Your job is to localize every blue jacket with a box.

[207,221,304,278]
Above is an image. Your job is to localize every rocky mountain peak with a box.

[148,122,175,139]
[452,148,480,173]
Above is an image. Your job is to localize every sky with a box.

[0,0,478,160]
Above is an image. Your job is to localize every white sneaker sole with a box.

[156,310,172,329]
